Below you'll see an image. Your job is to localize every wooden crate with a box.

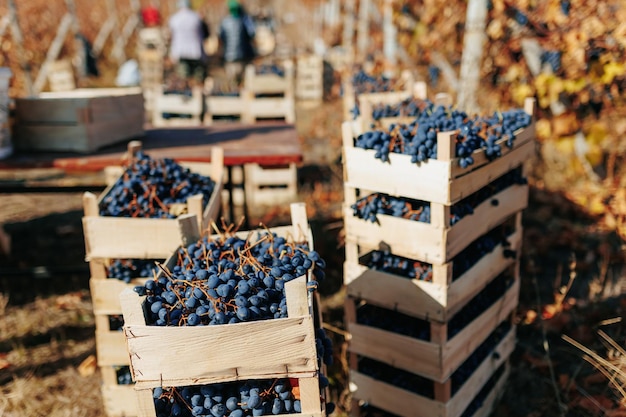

[341,98,536,205]
[133,375,324,417]
[119,202,327,416]
[344,265,519,383]
[82,145,224,260]
[244,60,295,96]
[47,59,76,92]
[244,163,298,208]
[151,86,204,127]
[343,172,528,265]
[351,358,511,417]
[13,87,145,153]
[344,212,522,323]
[204,94,247,125]
[296,54,324,102]
[120,249,317,387]
[100,365,139,417]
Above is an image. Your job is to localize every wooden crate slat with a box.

[344,182,528,263]
[346,276,519,382]
[90,277,149,315]
[13,114,144,153]
[133,376,324,417]
[350,371,445,417]
[470,363,511,417]
[344,226,522,322]
[444,331,515,417]
[348,321,443,378]
[96,329,129,366]
[350,327,514,417]
[83,151,224,259]
[100,365,139,417]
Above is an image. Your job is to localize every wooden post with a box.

[8,0,35,96]
[342,0,356,58]
[457,0,488,112]
[357,0,372,61]
[32,14,74,95]
[382,0,397,76]
[112,0,141,64]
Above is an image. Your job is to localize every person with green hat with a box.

[218,0,256,87]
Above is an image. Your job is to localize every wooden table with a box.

[0,122,303,224]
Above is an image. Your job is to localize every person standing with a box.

[168,0,207,85]
[218,0,256,87]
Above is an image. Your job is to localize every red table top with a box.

[0,122,303,172]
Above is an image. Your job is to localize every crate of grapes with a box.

[343,165,528,265]
[242,60,295,123]
[344,251,520,383]
[82,142,224,261]
[350,346,512,417]
[342,69,416,122]
[295,54,324,102]
[344,211,523,325]
[244,59,294,96]
[342,98,536,206]
[119,203,334,417]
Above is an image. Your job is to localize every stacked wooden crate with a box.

[242,59,295,124]
[342,95,536,417]
[81,142,224,417]
[296,54,324,103]
[151,86,204,127]
[204,77,248,125]
[12,87,144,153]
[118,202,331,417]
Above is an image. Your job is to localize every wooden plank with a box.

[445,331,515,417]
[96,329,129,366]
[344,183,527,264]
[471,362,511,417]
[442,277,520,378]
[350,371,445,417]
[101,383,139,417]
[344,225,521,322]
[348,321,443,379]
[83,216,186,259]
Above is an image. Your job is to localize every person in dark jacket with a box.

[218,0,256,86]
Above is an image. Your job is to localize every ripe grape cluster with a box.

[350,193,430,223]
[350,167,526,227]
[152,378,303,417]
[133,230,325,327]
[370,97,431,122]
[354,102,531,167]
[367,250,432,281]
[99,151,216,218]
[106,258,161,282]
[255,64,285,77]
[351,70,396,95]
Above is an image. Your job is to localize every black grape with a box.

[106,258,161,282]
[99,151,216,219]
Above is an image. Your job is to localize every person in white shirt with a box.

[168,0,207,84]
